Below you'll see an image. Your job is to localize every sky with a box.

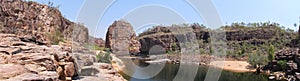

[34,0,300,39]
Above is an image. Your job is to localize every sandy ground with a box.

[209,61,256,73]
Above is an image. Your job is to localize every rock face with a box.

[139,33,178,53]
[264,48,300,80]
[105,20,141,54]
[0,0,89,44]
[0,33,77,80]
[89,36,105,48]
[138,24,293,53]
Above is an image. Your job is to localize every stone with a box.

[25,64,43,73]
[64,62,75,77]
[4,73,57,81]
[105,20,141,54]
[0,0,89,45]
[78,76,108,81]
[0,64,26,79]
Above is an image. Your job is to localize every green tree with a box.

[248,51,268,67]
[268,44,275,61]
[96,50,112,63]
[277,60,287,70]
[248,53,259,67]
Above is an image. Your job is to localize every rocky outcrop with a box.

[0,33,76,80]
[89,36,105,48]
[264,48,300,80]
[77,63,126,81]
[105,20,141,54]
[0,33,127,81]
[138,24,293,53]
[139,33,178,53]
[0,0,89,44]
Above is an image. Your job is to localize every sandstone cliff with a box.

[105,20,141,54]
[138,23,295,53]
[0,0,89,44]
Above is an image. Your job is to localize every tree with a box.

[248,51,268,67]
[277,60,287,70]
[248,52,259,67]
[268,44,275,61]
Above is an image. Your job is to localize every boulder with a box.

[105,20,141,54]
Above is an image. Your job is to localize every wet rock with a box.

[105,20,141,54]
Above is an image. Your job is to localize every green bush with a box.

[171,43,178,51]
[199,48,206,54]
[268,44,275,61]
[248,52,268,67]
[96,51,112,63]
[209,47,214,55]
[277,60,287,70]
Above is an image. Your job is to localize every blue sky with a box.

[35,0,300,39]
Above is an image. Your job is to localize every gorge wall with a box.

[0,0,89,44]
[138,23,295,53]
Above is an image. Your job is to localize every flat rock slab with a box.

[0,64,26,79]
[3,73,58,81]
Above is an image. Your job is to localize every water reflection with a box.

[120,59,268,81]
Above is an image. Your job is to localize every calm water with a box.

[120,63,268,81]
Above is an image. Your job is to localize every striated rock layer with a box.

[0,0,88,44]
[0,33,76,81]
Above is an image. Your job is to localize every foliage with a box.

[277,60,287,70]
[47,31,64,45]
[199,48,206,54]
[166,50,179,54]
[248,51,268,67]
[268,44,275,61]
[96,51,112,63]
[171,43,178,51]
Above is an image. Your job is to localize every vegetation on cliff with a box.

[138,22,297,66]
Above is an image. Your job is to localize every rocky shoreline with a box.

[0,33,126,81]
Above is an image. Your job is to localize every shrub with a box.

[268,44,275,61]
[200,48,206,54]
[96,51,112,63]
[209,46,214,55]
[248,51,268,67]
[47,31,64,45]
[171,43,178,51]
[277,60,287,70]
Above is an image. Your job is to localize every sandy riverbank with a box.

[209,61,256,73]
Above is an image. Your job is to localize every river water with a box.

[120,62,268,81]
